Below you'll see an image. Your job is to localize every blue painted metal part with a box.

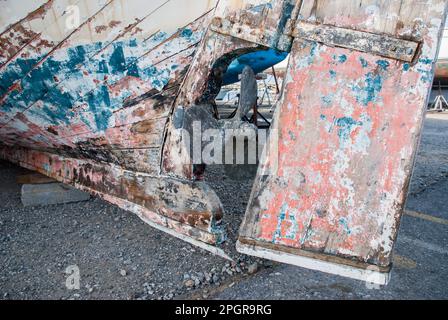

[222,48,288,85]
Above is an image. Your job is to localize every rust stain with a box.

[95,25,108,33]
[0,0,55,38]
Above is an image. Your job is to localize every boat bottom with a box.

[0,145,228,255]
[236,238,392,285]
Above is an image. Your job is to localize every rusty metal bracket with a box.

[209,17,274,47]
[292,21,420,62]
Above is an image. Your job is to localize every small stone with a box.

[263,260,274,267]
[120,269,127,277]
[196,272,205,282]
[184,279,195,288]
[247,262,258,274]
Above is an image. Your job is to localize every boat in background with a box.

[435,59,448,85]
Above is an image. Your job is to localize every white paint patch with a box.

[236,240,391,285]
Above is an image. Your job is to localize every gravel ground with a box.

[0,114,447,300]
[0,158,265,300]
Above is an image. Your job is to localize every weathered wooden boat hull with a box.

[435,59,448,85]
[1,0,447,285]
[0,0,231,251]
[236,0,447,284]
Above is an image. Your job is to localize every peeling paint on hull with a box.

[1,0,447,285]
[238,0,448,283]
[0,0,228,248]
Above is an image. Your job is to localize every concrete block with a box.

[17,173,56,184]
[21,183,90,207]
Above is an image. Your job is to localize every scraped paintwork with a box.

[0,0,230,247]
[0,0,447,285]
[238,0,448,282]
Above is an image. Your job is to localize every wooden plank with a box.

[238,0,448,283]
[293,21,419,62]
[298,0,434,38]
[211,0,299,51]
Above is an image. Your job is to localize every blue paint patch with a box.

[416,58,434,83]
[320,114,327,120]
[0,33,202,131]
[352,72,384,106]
[376,60,390,71]
[151,31,167,42]
[419,57,433,65]
[65,45,87,70]
[181,28,193,38]
[109,44,126,73]
[417,67,433,83]
[0,59,35,96]
[338,54,347,63]
[98,60,109,74]
[360,57,369,68]
[126,57,139,77]
[273,204,288,242]
[321,94,334,106]
[329,70,337,79]
[339,217,352,235]
[403,63,410,71]
[142,65,170,90]
[272,203,299,242]
[86,85,112,131]
[335,116,362,145]
[284,214,298,240]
